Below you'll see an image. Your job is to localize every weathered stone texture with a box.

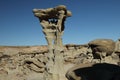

[1,4,120,80]
[88,39,115,59]
[0,44,119,80]
[33,5,72,80]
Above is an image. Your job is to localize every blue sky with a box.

[0,0,120,46]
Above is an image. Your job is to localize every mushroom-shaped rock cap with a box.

[55,5,67,11]
[33,5,72,18]
[54,5,72,17]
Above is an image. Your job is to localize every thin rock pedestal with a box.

[33,5,72,80]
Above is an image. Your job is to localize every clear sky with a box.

[0,0,120,46]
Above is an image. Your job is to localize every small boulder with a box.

[88,39,115,58]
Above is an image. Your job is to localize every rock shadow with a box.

[73,63,120,80]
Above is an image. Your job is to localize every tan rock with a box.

[88,39,115,58]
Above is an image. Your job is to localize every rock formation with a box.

[33,5,71,50]
[115,39,120,57]
[0,5,120,80]
[0,43,120,80]
[115,39,120,50]
[66,39,120,80]
[0,45,90,80]
[33,5,72,80]
[88,39,115,59]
